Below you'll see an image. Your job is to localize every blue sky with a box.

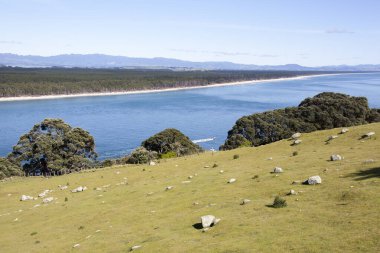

[0,0,379,66]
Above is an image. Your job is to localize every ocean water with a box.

[0,72,379,159]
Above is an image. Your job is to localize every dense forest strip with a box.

[0,68,340,97]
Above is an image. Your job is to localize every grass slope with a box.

[0,123,379,253]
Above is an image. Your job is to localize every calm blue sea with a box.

[0,72,379,159]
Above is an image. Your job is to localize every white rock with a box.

[73,244,80,248]
[204,165,210,168]
[149,161,156,166]
[288,189,297,195]
[71,186,87,193]
[131,245,141,251]
[182,181,191,184]
[219,170,224,174]
[307,175,322,185]
[115,171,120,174]
[165,186,173,191]
[59,185,68,190]
[331,154,342,161]
[188,175,193,179]
[241,199,251,205]
[293,139,302,145]
[341,128,349,134]
[38,189,51,198]
[201,215,216,228]
[267,157,273,160]
[228,178,236,184]
[20,195,34,201]
[273,167,283,173]
[292,133,301,139]
[364,132,375,138]
[42,197,54,204]
[327,135,338,141]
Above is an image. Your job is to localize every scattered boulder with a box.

[240,199,251,205]
[58,185,68,190]
[188,175,193,179]
[71,186,87,193]
[227,178,236,184]
[293,139,302,145]
[288,189,297,195]
[304,175,322,185]
[331,154,342,161]
[73,244,80,248]
[273,167,283,173]
[219,170,224,174]
[292,133,301,139]
[20,195,34,201]
[327,135,338,141]
[267,157,273,160]
[362,132,375,138]
[38,189,51,198]
[340,128,349,134]
[42,197,54,204]
[204,165,210,168]
[130,245,141,251]
[182,181,191,184]
[200,215,221,228]
[149,161,156,166]
[165,186,173,191]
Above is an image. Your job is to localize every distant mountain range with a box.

[1,53,380,71]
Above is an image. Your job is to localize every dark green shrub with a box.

[127,147,158,164]
[0,158,23,180]
[101,159,114,167]
[233,154,240,159]
[293,151,299,156]
[272,196,287,208]
[212,163,218,168]
[64,197,68,202]
[142,128,203,157]
[160,151,177,159]
[7,119,97,175]
[30,232,38,236]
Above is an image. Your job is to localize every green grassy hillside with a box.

[0,123,379,252]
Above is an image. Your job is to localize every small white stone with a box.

[241,199,251,205]
[165,186,173,191]
[307,175,322,185]
[227,178,236,184]
[73,244,80,248]
[331,154,342,161]
[219,170,224,174]
[42,197,54,204]
[131,245,141,251]
[273,167,283,173]
[292,133,301,139]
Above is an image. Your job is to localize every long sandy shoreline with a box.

[0,73,342,102]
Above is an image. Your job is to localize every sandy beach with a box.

[0,73,341,102]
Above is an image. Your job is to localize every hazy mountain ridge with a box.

[1,53,380,71]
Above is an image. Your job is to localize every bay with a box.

[0,72,379,159]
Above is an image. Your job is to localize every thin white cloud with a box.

[325,28,355,34]
[0,40,22,44]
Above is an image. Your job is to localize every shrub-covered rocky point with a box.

[142,128,203,158]
[7,119,98,176]
[220,92,380,150]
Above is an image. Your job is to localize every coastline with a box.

[0,73,342,102]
